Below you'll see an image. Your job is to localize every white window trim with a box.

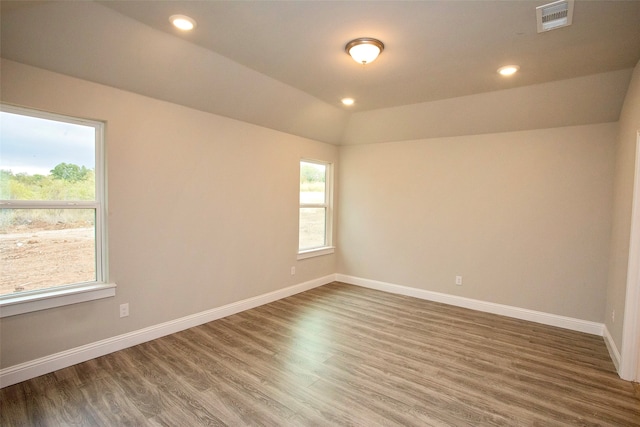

[298,159,334,259]
[0,283,116,318]
[297,246,335,260]
[0,104,114,317]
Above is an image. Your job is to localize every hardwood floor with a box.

[1,282,639,426]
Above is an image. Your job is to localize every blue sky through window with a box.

[0,111,95,176]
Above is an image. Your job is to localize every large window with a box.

[0,105,113,316]
[298,159,333,258]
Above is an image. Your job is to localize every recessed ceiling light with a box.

[497,65,520,76]
[170,14,196,31]
[341,98,355,106]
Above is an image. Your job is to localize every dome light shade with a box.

[345,38,384,65]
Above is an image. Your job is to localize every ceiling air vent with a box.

[536,0,574,33]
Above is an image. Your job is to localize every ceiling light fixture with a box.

[345,38,384,65]
[341,98,355,106]
[170,14,197,31]
[497,65,520,76]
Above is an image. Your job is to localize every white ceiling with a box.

[100,0,640,111]
[1,0,639,144]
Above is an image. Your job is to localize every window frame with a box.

[0,104,114,317]
[298,158,334,260]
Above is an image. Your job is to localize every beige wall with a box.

[605,61,640,349]
[0,59,338,368]
[338,124,616,322]
[0,57,632,372]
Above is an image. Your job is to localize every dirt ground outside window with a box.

[0,223,95,296]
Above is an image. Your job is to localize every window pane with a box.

[0,111,96,201]
[0,208,96,295]
[299,207,326,250]
[300,161,326,204]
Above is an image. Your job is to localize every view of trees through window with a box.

[0,167,97,295]
[299,161,329,251]
[0,108,101,296]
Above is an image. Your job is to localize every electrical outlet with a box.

[291,266,296,275]
[120,303,129,318]
[455,276,463,286]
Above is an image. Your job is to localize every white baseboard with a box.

[336,274,604,336]
[2,274,609,388]
[0,274,335,388]
[602,325,621,371]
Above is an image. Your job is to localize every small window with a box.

[299,160,333,258]
[0,105,112,315]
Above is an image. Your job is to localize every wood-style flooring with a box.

[1,282,639,426]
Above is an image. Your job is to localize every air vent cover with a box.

[536,0,574,33]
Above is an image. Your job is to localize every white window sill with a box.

[0,283,117,318]
[297,246,335,260]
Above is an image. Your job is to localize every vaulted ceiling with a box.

[2,1,639,144]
